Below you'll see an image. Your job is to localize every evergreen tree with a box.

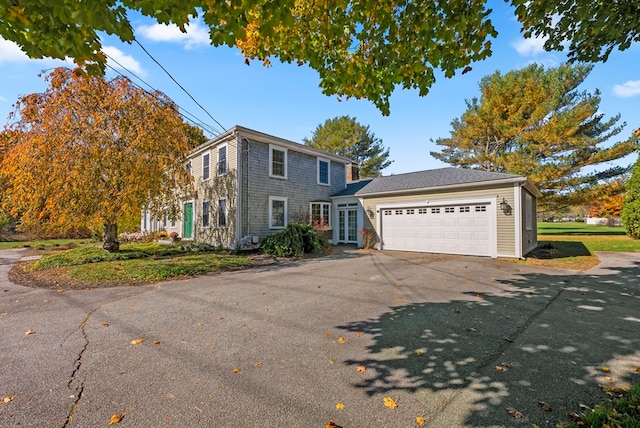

[622,132,640,239]
[304,116,393,178]
[431,63,637,211]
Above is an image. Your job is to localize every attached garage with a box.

[380,200,494,256]
[331,168,542,259]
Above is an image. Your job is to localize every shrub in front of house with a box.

[358,227,377,249]
[261,223,328,257]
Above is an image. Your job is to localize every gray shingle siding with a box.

[242,138,347,241]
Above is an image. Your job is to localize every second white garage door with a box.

[380,203,492,256]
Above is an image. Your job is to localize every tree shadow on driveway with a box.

[337,258,640,427]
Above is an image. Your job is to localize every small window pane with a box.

[218,199,227,227]
[218,146,227,175]
[203,153,210,180]
[202,201,210,227]
[272,149,285,177]
[271,200,285,227]
[318,160,329,184]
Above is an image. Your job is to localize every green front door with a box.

[183,202,193,239]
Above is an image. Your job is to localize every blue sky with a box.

[1,1,638,176]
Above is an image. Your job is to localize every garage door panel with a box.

[382,204,492,256]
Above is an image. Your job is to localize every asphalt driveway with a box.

[1,247,638,427]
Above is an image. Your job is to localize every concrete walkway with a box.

[0,248,638,427]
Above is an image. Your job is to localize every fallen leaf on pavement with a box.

[324,422,342,428]
[153,340,160,345]
[325,332,332,337]
[2,396,15,403]
[567,412,585,423]
[337,337,346,344]
[496,362,511,372]
[356,366,366,373]
[354,332,363,337]
[130,338,144,345]
[25,329,35,335]
[108,413,123,425]
[538,401,551,411]
[383,397,397,409]
[506,406,524,419]
[335,403,345,410]
[102,323,109,327]
[601,367,610,372]
[232,368,240,374]
[416,416,426,426]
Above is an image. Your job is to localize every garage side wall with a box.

[361,184,519,258]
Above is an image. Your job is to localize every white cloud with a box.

[0,37,75,68]
[512,36,547,56]
[103,46,146,76]
[613,80,640,98]
[0,95,7,102]
[0,38,30,63]
[137,21,210,49]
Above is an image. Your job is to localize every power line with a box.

[133,39,227,135]
[104,53,222,138]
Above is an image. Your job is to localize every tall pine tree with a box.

[431,63,636,211]
[304,116,393,178]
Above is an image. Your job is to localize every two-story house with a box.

[142,125,352,249]
[142,125,541,258]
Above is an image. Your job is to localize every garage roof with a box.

[333,167,537,197]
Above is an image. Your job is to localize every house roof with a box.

[332,167,542,197]
[332,179,374,197]
[189,125,352,165]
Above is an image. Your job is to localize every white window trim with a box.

[218,197,228,228]
[310,201,332,228]
[269,145,288,179]
[202,200,211,228]
[317,158,330,186]
[202,151,211,181]
[217,143,228,176]
[269,196,288,229]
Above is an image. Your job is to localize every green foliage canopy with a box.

[1,0,637,115]
[430,63,638,211]
[621,147,640,239]
[304,116,392,178]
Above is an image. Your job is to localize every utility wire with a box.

[104,54,222,138]
[134,39,227,135]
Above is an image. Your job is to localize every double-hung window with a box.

[202,152,210,180]
[269,196,287,228]
[317,158,330,185]
[218,198,227,227]
[217,145,227,175]
[270,145,287,178]
[310,202,331,228]
[202,201,210,228]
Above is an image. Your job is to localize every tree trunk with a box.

[103,223,120,252]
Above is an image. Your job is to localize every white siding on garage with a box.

[379,200,496,257]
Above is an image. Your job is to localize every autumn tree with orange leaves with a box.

[0,68,195,251]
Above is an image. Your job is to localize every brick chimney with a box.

[346,163,360,182]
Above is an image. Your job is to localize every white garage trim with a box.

[376,197,497,258]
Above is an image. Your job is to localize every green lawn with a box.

[0,238,92,250]
[537,222,627,236]
[520,222,639,270]
[10,241,252,286]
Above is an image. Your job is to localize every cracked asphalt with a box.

[1,247,639,427]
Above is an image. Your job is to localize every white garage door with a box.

[381,203,492,256]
